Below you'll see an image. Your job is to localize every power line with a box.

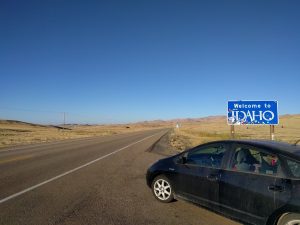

[0,107,112,124]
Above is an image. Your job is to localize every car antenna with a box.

[294,139,300,146]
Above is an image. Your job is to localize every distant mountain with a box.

[0,119,48,127]
[163,115,226,124]
[0,120,70,130]
[0,114,299,127]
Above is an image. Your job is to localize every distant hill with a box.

[0,120,48,127]
[0,114,299,127]
[0,120,70,130]
[168,116,226,123]
[166,114,300,124]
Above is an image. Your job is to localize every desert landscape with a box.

[1,114,299,150]
[0,120,170,148]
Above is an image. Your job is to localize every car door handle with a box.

[268,185,284,192]
[207,174,219,181]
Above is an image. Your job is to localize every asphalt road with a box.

[0,129,241,225]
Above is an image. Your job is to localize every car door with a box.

[219,144,281,225]
[272,157,295,213]
[175,142,230,209]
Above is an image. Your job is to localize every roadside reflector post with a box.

[230,125,235,139]
[270,125,275,140]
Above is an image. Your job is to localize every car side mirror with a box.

[177,153,187,164]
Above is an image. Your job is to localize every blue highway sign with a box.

[228,100,278,125]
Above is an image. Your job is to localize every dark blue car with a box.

[146,140,300,225]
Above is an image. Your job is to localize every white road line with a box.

[0,132,161,204]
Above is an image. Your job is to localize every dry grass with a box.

[170,114,300,151]
[0,120,170,148]
[1,114,299,150]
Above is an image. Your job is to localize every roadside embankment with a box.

[148,129,200,156]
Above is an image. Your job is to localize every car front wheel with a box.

[277,213,300,225]
[151,175,174,203]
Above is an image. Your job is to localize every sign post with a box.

[227,100,278,140]
[270,125,275,140]
[230,125,235,139]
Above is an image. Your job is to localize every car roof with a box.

[212,139,300,161]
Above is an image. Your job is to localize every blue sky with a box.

[0,0,299,124]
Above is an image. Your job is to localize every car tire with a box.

[151,175,174,203]
[277,213,300,225]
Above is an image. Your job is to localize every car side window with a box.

[186,144,227,168]
[231,145,279,176]
[286,159,300,178]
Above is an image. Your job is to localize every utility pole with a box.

[63,112,66,130]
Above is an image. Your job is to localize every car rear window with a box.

[232,146,279,176]
[287,160,300,178]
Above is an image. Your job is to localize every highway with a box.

[0,129,240,225]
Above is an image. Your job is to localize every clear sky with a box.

[1,0,299,124]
